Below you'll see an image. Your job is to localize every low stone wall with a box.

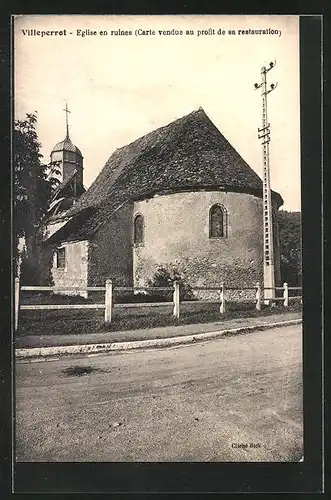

[194,287,257,302]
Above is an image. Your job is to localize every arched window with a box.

[209,204,227,238]
[134,214,144,244]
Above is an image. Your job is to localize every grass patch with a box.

[16,301,302,338]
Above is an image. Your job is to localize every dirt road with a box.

[15,324,303,462]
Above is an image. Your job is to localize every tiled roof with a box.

[51,136,83,157]
[47,108,283,243]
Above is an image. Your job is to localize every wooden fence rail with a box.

[21,304,105,310]
[15,278,178,330]
[21,286,106,292]
[14,278,302,330]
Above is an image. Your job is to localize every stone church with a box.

[42,107,283,292]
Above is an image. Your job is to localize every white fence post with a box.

[105,279,113,323]
[173,281,180,318]
[15,276,20,330]
[283,282,289,307]
[220,283,225,314]
[256,281,261,311]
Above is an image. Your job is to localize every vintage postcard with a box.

[12,13,322,493]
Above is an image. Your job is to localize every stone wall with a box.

[87,202,133,286]
[44,190,282,297]
[133,190,281,293]
[51,240,89,295]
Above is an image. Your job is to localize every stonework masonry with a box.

[51,240,89,295]
[133,190,281,294]
[42,109,283,299]
[87,202,133,286]
[45,191,281,297]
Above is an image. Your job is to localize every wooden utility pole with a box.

[254,61,278,304]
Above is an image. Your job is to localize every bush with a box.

[147,264,196,301]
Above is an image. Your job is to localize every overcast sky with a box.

[14,15,300,211]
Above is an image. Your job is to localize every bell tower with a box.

[50,103,84,186]
[47,103,85,217]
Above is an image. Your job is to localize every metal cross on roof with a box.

[63,102,71,138]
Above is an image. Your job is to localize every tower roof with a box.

[51,136,83,157]
[51,103,83,157]
[47,107,283,242]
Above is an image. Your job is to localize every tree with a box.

[277,210,302,286]
[14,112,59,279]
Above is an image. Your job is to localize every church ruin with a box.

[41,107,283,292]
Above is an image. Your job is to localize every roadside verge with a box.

[15,318,302,360]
